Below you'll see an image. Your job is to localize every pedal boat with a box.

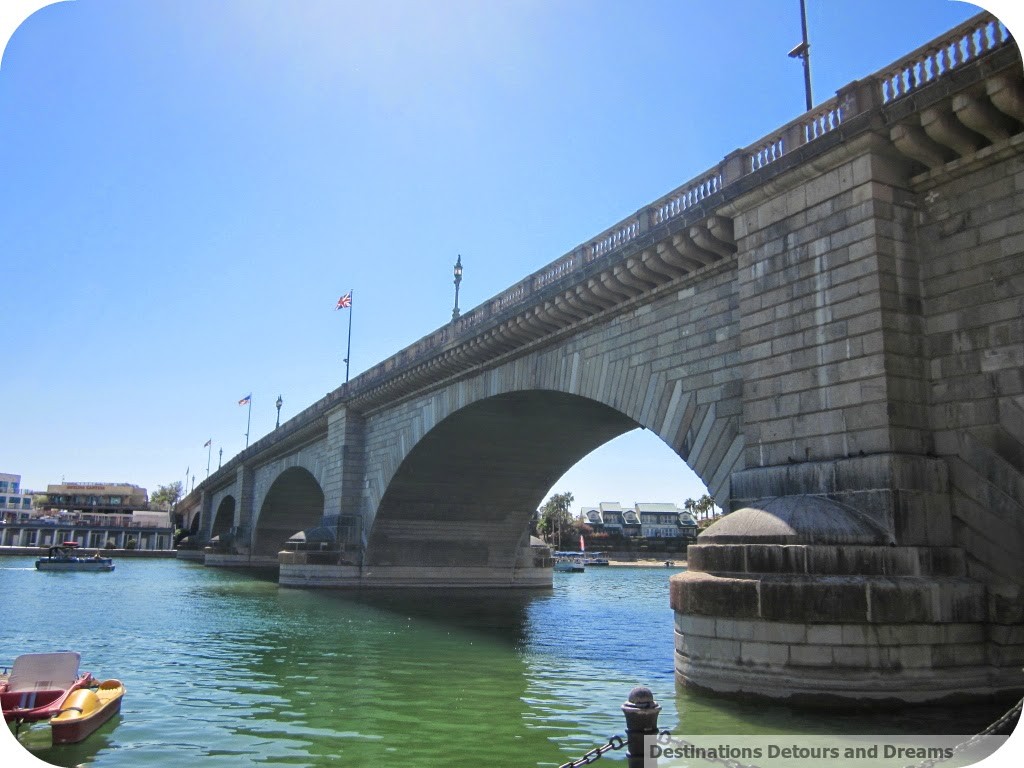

[1,652,94,724]
[50,679,125,744]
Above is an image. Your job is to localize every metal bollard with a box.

[622,686,661,767]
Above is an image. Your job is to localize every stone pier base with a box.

[670,570,1016,705]
[278,548,553,589]
[203,552,280,568]
[671,495,1024,706]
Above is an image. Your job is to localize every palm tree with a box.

[539,491,575,547]
[695,494,716,520]
[682,498,697,523]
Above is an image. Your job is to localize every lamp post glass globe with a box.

[275,395,283,429]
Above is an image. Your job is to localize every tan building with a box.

[42,482,149,516]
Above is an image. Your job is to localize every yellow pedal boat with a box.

[50,679,125,744]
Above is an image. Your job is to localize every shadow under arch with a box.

[366,390,640,568]
[254,466,325,557]
[211,496,236,538]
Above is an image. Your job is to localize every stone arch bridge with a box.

[180,13,1024,705]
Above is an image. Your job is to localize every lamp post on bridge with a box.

[276,394,283,429]
[788,0,813,111]
[452,255,463,321]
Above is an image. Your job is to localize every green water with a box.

[0,558,1015,767]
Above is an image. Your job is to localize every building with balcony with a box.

[637,502,697,539]
[42,482,149,516]
[0,472,34,523]
[0,477,172,551]
[580,501,698,540]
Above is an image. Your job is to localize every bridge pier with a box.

[278,539,554,588]
[671,469,1011,706]
[278,561,553,589]
[666,25,1024,704]
[203,553,280,568]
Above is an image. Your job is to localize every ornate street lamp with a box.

[276,394,283,429]
[452,255,463,321]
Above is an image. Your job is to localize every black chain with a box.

[552,697,1022,768]
[901,696,1023,768]
[556,734,625,768]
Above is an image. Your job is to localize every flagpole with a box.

[184,466,189,497]
[245,398,252,449]
[344,288,353,384]
[206,442,212,478]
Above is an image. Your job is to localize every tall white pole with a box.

[245,398,252,448]
[344,289,354,384]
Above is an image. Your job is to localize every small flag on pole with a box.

[335,292,352,310]
[203,439,212,447]
[238,394,251,405]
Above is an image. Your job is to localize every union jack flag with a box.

[335,292,352,310]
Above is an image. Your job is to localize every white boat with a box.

[584,550,611,566]
[553,551,585,573]
[36,542,115,572]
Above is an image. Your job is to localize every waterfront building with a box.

[0,518,173,550]
[0,479,173,551]
[638,503,697,539]
[581,502,624,535]
[41,481,149,516]
[0,472,34,523]
[579,502,698,541]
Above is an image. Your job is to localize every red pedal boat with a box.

[1,652,95,724]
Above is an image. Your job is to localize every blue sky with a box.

[0,0,1020,511]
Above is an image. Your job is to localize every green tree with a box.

[538,491,575,548]
[150,481,183,511]
[695,494,716,520]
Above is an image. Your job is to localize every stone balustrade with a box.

[344,11,1013,402]
[878,15,1010,104]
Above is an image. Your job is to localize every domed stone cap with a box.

[287,526,337,545]
[698,495,892,545]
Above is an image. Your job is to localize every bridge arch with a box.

[253,466,325,558]
[360,259,744,537]
[365,377,737,568]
